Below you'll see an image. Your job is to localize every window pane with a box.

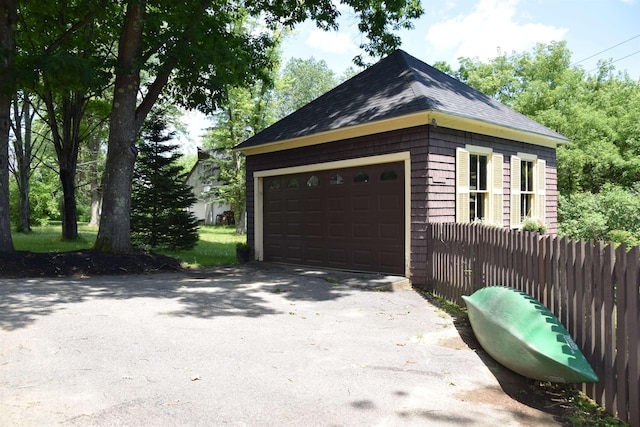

[470,155,478,190]
[306,175,319,187]
[329,174,343,185]
[479,155,487,191]
[469,193,486,222]
[521,161,533,192]
[380,170,398,181]
[287,178,299,189]
[521,194,533,218]
[354,172,369,183]
[269,179,281,190]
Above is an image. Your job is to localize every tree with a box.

[18,1,117,240]
[276,57,339,118]
[131,109,199,250]
[203,83,272,235]
[9,91,46,232]
[94,0,424,253]
[0,0,17,252]
[439,41,640,242]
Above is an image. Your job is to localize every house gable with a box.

[236,50,568,155]
[239,49,561,285]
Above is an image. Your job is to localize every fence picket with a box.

[625,246,639,426]
[423,224,639,424]
[615,244,628,422]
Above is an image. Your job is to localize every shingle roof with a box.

[236,49,567,149]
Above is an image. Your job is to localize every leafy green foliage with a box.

[441,41,640,243]
[558,186,640,246]
[10,164,61,228]
[276,57,339,118]
[131,110,199,250]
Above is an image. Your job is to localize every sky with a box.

[182,0,640,152]
[282,0,640,78]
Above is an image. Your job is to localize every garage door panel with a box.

[379,250,403,270]
[264,161,405,275]
[379,194,402,210]
[306,222,323,237]
[352,196,371,211]
[353,223,372,239]
[307,246,325,263]
[306,198,323,212]
[286,222,302,236]
[353,249,373,267]
[328,223,347,238]
[285,244,303,261]
[328,197,346,212]
[379,223,401,239]
[327,248,347,264]
[286,199,301,212]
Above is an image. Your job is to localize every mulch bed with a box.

[0,250,183,278]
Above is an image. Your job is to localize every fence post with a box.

[624,246,639,426]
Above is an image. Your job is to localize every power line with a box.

[586,49,640,74]
[573,34,640,65]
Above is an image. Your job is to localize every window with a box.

[306,175,319,187]
[510,154,546,228]
[287,178,299,189]
[520,160,534,218]
[380,170,398,181]
[268,179,281,190]
[354,172,369,183]
[329,174,343,185]
[469,154,488,222]
[456,146,503,225]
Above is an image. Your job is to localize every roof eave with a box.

[236,110,567,156]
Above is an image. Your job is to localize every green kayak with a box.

[462,286,599,383]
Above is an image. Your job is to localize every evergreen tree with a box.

[131,111,199,250]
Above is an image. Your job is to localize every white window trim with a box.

[456,145,503,226]
[510,153,546,228]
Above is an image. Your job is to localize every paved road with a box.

[1,263,561,426]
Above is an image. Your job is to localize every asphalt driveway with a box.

[1,263,561,426]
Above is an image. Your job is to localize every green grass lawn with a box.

[11,223,246,268]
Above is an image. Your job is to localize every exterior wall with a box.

[426,128,558,233]
[245,124,558,288]
[186,160,231,225]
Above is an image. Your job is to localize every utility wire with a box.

[586,49,640,74]
[572,34,640,65]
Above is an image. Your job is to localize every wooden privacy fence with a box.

[424,223,639,426]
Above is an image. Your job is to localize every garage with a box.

[238,50,565,285]
[263,162,405,274]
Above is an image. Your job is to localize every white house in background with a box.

[186,148,232,225]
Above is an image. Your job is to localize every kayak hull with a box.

[462,286,598,383]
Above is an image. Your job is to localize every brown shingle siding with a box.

[245,124,558,288]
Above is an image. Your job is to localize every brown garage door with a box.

[263,162,405,274]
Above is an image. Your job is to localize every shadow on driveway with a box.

[0,263,562,426]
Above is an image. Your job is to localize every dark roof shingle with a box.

[237,49,566,149]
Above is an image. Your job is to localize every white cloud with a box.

[306,28,358,54]
[425,0,567,61]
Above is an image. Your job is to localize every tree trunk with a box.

[87,135,101,227]
[13,96,33,233]
[59,167,78,240]
[0,0,16,252]
[94,1,145,253]
[16,106,31,232]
